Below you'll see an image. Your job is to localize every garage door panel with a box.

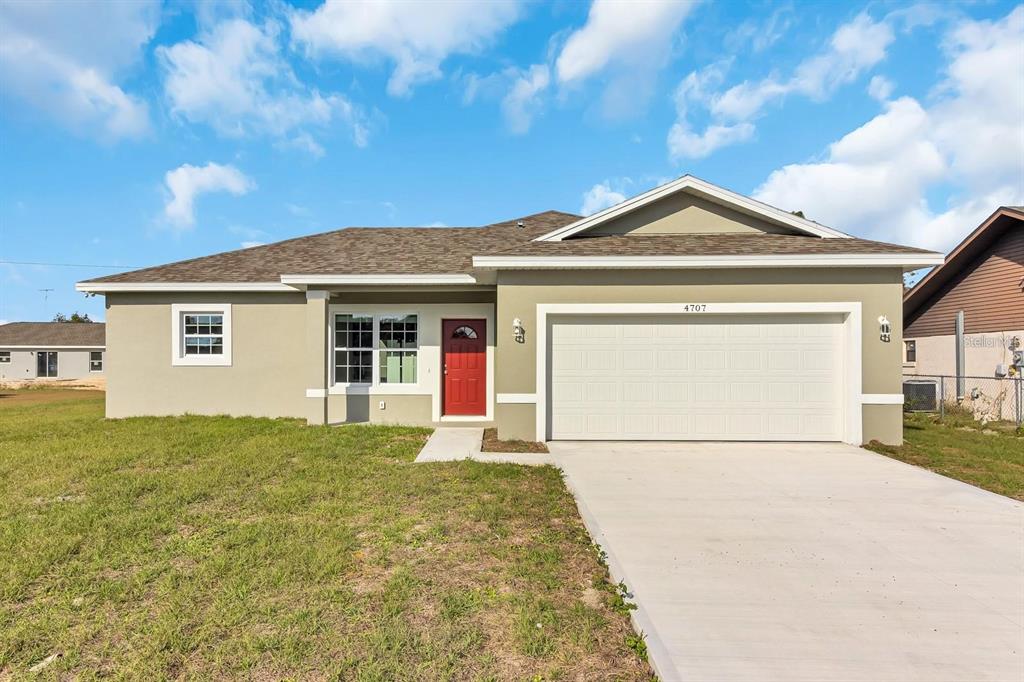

[656,349,691,370]
[550,315,842,441]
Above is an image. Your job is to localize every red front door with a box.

[443,319,486,416]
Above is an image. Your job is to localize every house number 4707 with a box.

[681,304,707,312]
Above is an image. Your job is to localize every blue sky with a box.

[1,0,1022,323]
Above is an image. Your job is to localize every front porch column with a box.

[304,289,330,425]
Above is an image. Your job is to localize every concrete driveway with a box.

[549,442,1023,682]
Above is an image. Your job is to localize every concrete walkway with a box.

[549,441,1024,682]
[414,427,554,465]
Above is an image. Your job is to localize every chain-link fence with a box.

[903,374,1023,426]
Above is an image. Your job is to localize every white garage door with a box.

[550,315,844,441]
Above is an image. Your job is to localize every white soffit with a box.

[533,174,852,242]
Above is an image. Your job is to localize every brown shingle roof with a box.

[0,322,105,346]
[82,210,935,285]
[484,233,937,257]
[83,211,579,284]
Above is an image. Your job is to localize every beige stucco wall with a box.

[106,270,906,443]
[0,347,102,381]
[105,291,496,428]
[494,267,906,444]
[904,330,1024,378]
[105,292,309,419]
[320,300,495,426]
[588,193,796,236]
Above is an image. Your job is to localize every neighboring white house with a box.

[0,322,105,381]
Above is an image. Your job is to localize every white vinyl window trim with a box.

[171,303,232,366]
[334,313,374,385]
[332,312,420,388]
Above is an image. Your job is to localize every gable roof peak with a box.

[532,174,852,242]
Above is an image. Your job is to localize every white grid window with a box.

[171,304,231,366]
[183,314,224,355]
[89,351,103,372]
[335,314,373,384]
[379,315,418,384]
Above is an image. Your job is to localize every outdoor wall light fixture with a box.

[878,315,892,343]
[513,318,525,343]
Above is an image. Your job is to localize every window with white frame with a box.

[0,351,9,363]
[89,351,103,372]
[184,314,224,355]
[334,314,373,383]
[171,304,232,366]
[379,314,418,384]
[333,313,419,386]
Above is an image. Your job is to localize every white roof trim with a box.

[76,282,296,293]
[472,253,945,270]
[0,345,105,350]
[280,274,477,285]
[534,175,852,242]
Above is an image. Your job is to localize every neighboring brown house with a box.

[0,322,106,381]
[77,176,943,445]
[903,206,1023,406]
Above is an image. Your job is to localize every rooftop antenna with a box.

[39,288,54,319]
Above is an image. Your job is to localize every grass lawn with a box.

[0,391,652,679]
[867,412,1024,500]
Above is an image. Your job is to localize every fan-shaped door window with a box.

[451,325,478,339]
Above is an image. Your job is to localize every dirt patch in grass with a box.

[481,427,549,454]
[0,389,105,406]
[0,396,651,679]
[866,412,1024,500]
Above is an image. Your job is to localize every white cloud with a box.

[164,163,256,229]
[580,181,628,216]
[668,121,755,160]
[668,61,754,159]
[787,13,894,101]
[556,0,695,84]
[867,75,894,101]
[555,0,697,118]
[158,18,369,151]
[713,13,894,120]
[501,64,551,134]
[753,4,1024,251]
[240,240,266,249]
[726,7,793,54]
[669,13,895,159]
[290,0,522,97]
[461,63,551,134]
[0,0,157,139]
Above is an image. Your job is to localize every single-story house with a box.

[903,206,1023,378]
[0,322,105,381]
[77,176,942,445]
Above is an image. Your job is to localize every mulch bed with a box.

[481,428,549,453]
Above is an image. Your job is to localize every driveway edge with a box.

[556,460,682,682]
